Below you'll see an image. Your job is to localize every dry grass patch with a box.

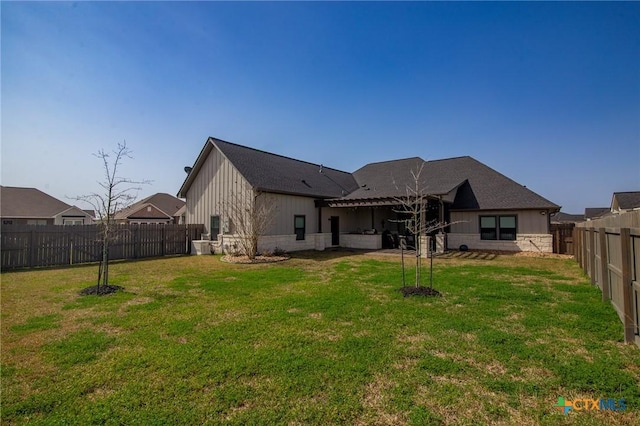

[2,252,639,425]
[358,374,407,426]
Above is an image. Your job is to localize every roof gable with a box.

[59,206,94,219]
[124,203,171,220]
[442,156,559,210]
[114,193,184,220]
[612,191,640,210]
[0,186,73,218]
[340,156,559,210]
[342,157,466,201]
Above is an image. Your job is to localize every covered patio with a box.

[316,196,451,252]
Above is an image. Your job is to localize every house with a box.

[178,137,560,254]
[551,212,585,224]
[610,191,640,214]
[584,207,610,221]
[113,193,186,225]
[0,186,94,225]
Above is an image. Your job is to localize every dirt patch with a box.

[79,284,123,296]
[442,250,573,260]
[399,286,441,297]
[220,255,290,264]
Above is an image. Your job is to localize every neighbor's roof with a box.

[0,186,74,218]
[114,193,185,220]
[179,137,358,199]
[584,207,609,219]
[551,212,585,224]
[612,191,640,210]
[337,156,560,210]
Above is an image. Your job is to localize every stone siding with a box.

[447,233,553,253]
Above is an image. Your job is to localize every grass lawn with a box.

[2,251,639,425]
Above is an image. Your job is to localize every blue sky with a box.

[2,1,639,214]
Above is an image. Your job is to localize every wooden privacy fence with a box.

[550,223,575,254]
[574,211,640,347]
[1,224,204,270]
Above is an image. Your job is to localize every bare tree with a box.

[72,142,149,295]
[224,184,276,260]
[393,161,456,289]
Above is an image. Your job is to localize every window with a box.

[210,215,220,241]
[480,215,517,241]
[63,219,84,225]
[499,216,517,240]
[480,216,497,240]
[294,215,305,240]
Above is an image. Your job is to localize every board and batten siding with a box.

[265,193,318,236]
[449,210,550,234]
[185,147,250,235]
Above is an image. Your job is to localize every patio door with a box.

[331,216,340,246]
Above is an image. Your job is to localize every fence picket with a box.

[1,224,204,270]
[574,211,640,347]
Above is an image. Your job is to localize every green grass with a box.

[2,252,639,425]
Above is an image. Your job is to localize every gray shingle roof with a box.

[584,207,609,219]
[551,212,585,224]
[613,191,640,210]
[340,156,559,210]
[0,186,72,218]
[213,138,358,198]
[179,138,559,211]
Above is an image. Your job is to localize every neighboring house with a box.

[0,186,94,225]
[611,191,640,213]
[584,207,610,221]
[551,212,585,224]
[113,193,186,225]
[178,137,560,254]
[175,205,186,225]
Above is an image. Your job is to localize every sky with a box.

[2,1,639,214]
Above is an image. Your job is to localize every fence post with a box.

[589,228,596,285]
[28,230,36,268]
[620,228,634,343]
[161,225,165,256]
[582,228,589,274]
[578,228,584,270]
[598,227,610,301]
[134,225,139,259]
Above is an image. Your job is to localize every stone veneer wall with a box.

[419,234,447,257]
[447,233,553,253]
[191,233,385,255]
[340,234,382,250]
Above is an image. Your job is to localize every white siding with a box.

[265,193,318,236]
[185,147,251,235]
